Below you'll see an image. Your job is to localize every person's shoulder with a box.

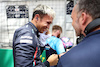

[60,42,89,60]
[59,46,79,65]
[55,37,62,42]
[15,24,33,36]
[49,36,61,42]
[17,22,32,31]
[47,36,53,39]
[46,36,55,42]
[51,36,58,39]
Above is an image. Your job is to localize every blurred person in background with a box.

[45,25,66,67]
[13,4,58,67]
[57,0,100,67]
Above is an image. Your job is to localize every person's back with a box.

[46,36,65,59]
[58,30,100,67]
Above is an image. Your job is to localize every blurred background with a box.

[0,0,77,67]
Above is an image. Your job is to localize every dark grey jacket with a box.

[13,22,49,67]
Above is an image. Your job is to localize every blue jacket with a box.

[57,30,100,67]
[13,22,49,67]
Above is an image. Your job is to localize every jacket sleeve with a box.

[13,28,48,67]
[57,59,63,67]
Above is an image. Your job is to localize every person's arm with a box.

[55,39,66,58]
[59,52,66,58]
[47,54,58,66]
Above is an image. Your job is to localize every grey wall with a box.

[0,0,76,48]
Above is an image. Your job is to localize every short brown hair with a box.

[77,0,100,20]
[52,25,62,32]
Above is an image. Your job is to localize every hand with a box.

[59,52,66,58]
[47,54,58,66]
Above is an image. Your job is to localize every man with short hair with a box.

[13,4,58,67]
[46,25,65,61]
[57,0,100,67]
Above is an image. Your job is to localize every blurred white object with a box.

[39,31,51,46]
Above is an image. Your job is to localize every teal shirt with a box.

[46,36,65,55]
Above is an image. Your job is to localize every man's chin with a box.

[39,31,43,33]
[39,29,47,33]
[76,32,80,37]
[39,30,44,33]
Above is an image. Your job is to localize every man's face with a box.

[71,5,81,36]
[37,15,53,33]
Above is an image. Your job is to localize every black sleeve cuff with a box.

[44,61,50,67]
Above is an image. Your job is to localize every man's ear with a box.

[81,12,87,25]
[35,14,40,21]
[36,17,38,20]
[56,30,60,34]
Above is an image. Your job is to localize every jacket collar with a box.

[85,30,100,39]
[28,22,40,37]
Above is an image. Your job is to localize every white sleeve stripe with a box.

[20,40,32,44]
[21,36,33,39]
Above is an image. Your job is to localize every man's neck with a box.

[52,33,57,37]
[31,20,37,28]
